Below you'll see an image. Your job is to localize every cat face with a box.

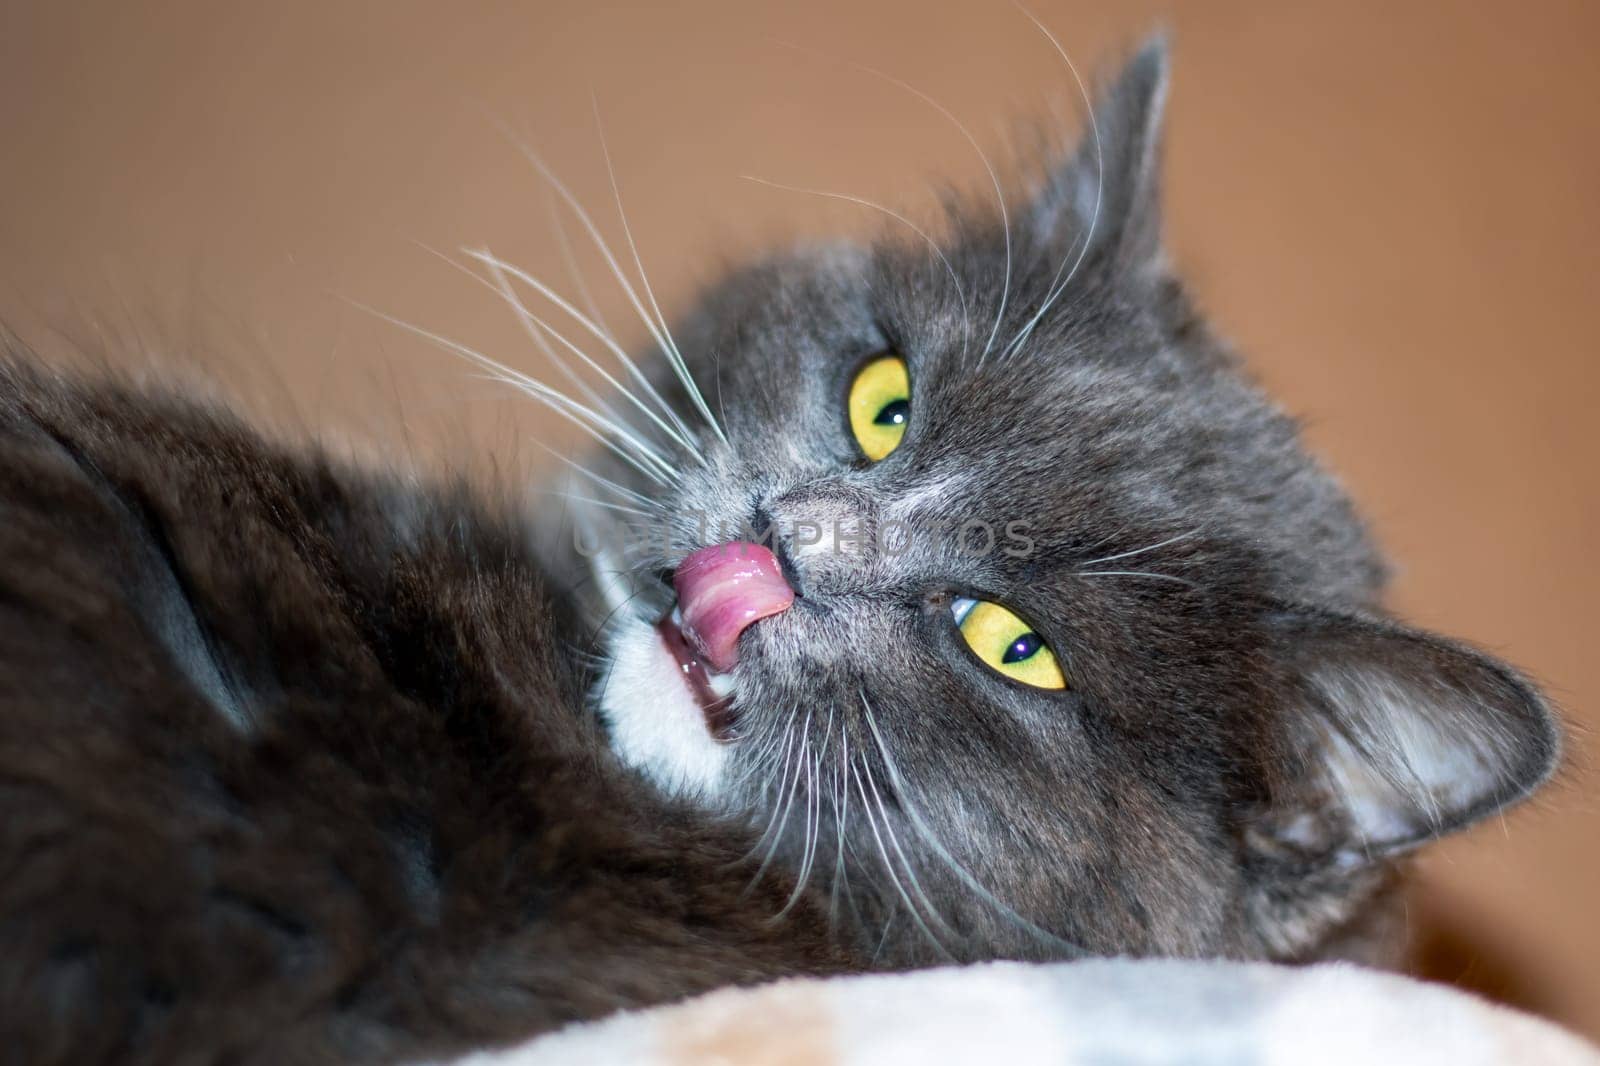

[563,42,1557,964]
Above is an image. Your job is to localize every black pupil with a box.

[873,398,910,427]
[1002,632,1042,664]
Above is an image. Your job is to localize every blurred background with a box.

[2,0,1596,1039]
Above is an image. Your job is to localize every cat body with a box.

[0,365,851,1064]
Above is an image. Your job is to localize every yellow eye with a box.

[952,598,1066,690]
[847,355,910,461]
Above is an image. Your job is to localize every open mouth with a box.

[655,607,738,740]
[653,540,797,742]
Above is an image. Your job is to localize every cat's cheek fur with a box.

[599,616,732,800]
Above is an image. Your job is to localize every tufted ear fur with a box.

[1028,36,1170,274]
[1253,605,1559,866]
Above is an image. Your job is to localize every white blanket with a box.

[442,959,1599,1066]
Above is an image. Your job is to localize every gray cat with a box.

[0,39,1556,1066]
[555,38,1558,967]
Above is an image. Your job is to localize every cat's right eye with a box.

[847,354,910,462]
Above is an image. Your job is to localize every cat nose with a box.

[746,506,805,592]
[762,483,879,592]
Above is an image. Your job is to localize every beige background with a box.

[3,0,1597,1039]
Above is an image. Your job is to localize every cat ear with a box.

[1253,605,1559,863]
[1028,35,1170,273]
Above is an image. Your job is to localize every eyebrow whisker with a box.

[1075,569,1197,588]
[1078,528,1200,567]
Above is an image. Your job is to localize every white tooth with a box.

[707,672,735,699]
[671,604,683,626]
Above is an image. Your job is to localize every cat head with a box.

[557,40,1559,963]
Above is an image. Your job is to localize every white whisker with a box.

[474,249,707,465]
[776,737,824,919]
[738,712,799,862]
[776,41,1012,363]
[858,747,953,939]
[411,240,626,427]
[536,490,649,519]
[590,97,730,446]
[741,175,972,361]
[777,701,838,918]
[545,183,617,346]
[1079,529,1199,567]
[466,248,701,453]
[531,441,656,509]
[860,690,1084,956]
[493,119,727,449]
[350,302,678,488]
[830,722,853,929]
[474,369,677,487]
[1004,3,1102,359]
[1075,569,1196,587]
[851,761,949,959]
[737,701,796,778]
[748,709,810,892]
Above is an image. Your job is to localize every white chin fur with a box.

[598,616,731,801]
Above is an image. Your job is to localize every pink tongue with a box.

[673,542,795,673]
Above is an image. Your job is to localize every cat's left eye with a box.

[951,597,1066,690]
[847,354,910,462]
